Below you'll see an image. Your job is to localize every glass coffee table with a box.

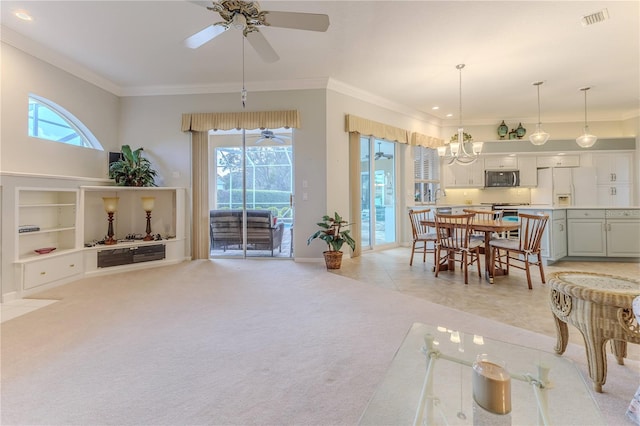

[359,323,603,425]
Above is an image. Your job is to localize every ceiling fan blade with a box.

[245,30,279,63]
[183,24,228,49]
[265,11,330,32]
[187,1,213,8]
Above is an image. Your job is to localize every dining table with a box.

[421,218,521,283]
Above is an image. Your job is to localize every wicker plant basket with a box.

[323,251,343,270]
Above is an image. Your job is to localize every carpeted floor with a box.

[1,258,638,425]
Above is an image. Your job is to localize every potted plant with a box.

[307,212,356,270]
[109,145,158,187]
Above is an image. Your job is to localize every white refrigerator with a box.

[531,167,598,206]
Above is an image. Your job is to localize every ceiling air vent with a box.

[581,8,609,26]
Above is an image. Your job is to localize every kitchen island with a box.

[515,206,640,263]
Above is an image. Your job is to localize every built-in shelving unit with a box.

[15,188,79,260]
[11,185,187,296]
[14,188,82,293]
[80,186,187,276]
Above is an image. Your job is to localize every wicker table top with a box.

[548,271,639,306]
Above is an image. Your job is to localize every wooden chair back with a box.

[409,209,433,240]
[463,209,503,237]
[462,209,504,221]
[518,213,549,253]
[434,213,474,250]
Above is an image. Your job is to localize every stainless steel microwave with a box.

[485,170,520,187]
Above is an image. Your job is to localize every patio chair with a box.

[408,209,438,266]
[434,213,483,284]
[489,212,549,289]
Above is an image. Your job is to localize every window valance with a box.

[181,110,300,132]
[344,114,409,144]
[410,132,445,149]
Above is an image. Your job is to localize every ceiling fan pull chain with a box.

[241,35,247,109]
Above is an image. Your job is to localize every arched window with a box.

[28,94,103,150]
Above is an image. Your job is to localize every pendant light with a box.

[576,87,597,148]
[529,81,550,146]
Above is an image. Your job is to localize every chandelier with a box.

[575,87,597,148]
[437,64,483,165]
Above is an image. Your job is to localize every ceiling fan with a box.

[372,142,393,160]
[184,0,330,63]
[251,129,291,144]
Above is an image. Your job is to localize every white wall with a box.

[0,43,120,177]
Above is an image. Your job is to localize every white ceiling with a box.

[1,1,639,125]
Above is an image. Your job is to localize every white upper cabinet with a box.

[592,153,632,184]
[517,156,537,187]
[536,155,580,168]
[442,159,484,188]
[484,156,517,170]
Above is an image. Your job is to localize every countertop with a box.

[515,205,640,210]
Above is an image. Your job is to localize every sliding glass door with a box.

[360,137,396,250]
[210,128,293,258]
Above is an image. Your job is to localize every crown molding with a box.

[119,77,330,97]
[1,25,123,96]
[326,78,441,126]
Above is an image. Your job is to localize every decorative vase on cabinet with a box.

[497,120,509,139]
[515,123,526,139]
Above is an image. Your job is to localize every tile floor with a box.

[335,247,640,358]
[0,298,58,323]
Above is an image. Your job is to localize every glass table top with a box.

[358,323,603,426]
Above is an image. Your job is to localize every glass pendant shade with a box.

[576,126,597,148]
[529,124,550,146]
[530,81,550,146]
[576,87,597,148]
[437,146,447,157]
[449,141,460,156]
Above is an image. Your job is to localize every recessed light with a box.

[432,106,440,110]
[15,10,32,21]
[446,113,453,118]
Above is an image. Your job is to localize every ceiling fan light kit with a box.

[576,87,598,148]
[529,81,550,146]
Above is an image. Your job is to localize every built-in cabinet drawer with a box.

[22,251,83,290]
[567,209,605,219]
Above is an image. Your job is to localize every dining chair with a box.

[434,213,483,284]
[408,209,438,266]
[463,209,504,243]
[489,212,549,289]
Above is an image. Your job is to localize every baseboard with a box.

[1,291,19,303]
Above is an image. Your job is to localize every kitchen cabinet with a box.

[536,155,580,168]
[442,159,484,188]
[484,156,517,170]
[567,209,639,257]
[605,210,640,257]
[596,184,632,207]
[517,156,537,187]
[590,152,634,206]
[592,152,632,184]
[567,210,606,257]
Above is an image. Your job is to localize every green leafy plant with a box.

[109,145,157,187]
[307,212,356,252]
[450,132,473,142]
